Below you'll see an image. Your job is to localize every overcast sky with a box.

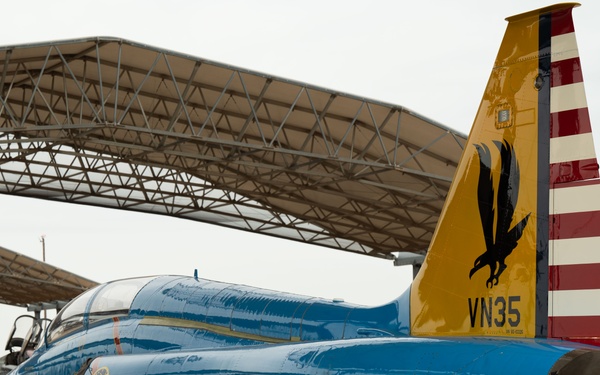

[0,0,599,346]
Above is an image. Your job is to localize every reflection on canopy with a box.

[47,277,154,344]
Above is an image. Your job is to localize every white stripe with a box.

[550,183,600,214]
[549,132,596,164]
[550,82,588,113]
[550,238,600,266]
[549,289,600,317]
[551,32,579,63]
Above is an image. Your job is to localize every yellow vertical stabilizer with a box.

[410,3,597,339]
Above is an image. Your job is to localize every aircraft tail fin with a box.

[409,3,600,344]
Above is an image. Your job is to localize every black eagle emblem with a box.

[469,140,531,288]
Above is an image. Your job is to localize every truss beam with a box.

[0,38,466,259]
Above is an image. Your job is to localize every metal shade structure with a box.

[0,245,97,307]
[0,37,466,261]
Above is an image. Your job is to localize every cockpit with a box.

[46,277,154,345]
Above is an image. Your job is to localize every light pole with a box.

[39,235,47,321]
[40,235,46,262]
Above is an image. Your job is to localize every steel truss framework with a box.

[0,245,97,307]
[0,37,466,261]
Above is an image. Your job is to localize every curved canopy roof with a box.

[0,246,97,307]
[0,37,466,261]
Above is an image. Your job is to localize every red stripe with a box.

[551,58,584,87]
[549,264,600,290]
[112,317,124,355]
[550,316,600,338]
[550,211,600,239]
[550,108,591,138]
[550,158,600,184]
[551,7,575,36]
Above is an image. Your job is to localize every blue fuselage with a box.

[11,275,409,374]
[8,275,595,375]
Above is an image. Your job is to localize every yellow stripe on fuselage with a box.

[140,316,296,344]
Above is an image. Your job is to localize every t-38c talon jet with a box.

[7,3,600,374]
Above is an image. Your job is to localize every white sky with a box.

[0,0,599,347]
